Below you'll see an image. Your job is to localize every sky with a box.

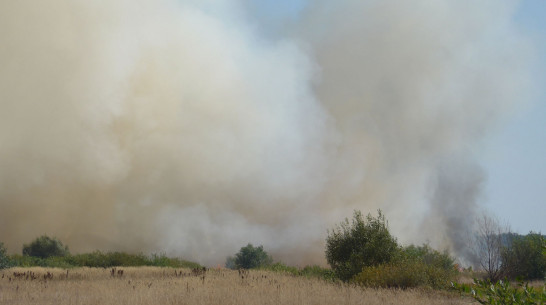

[252,0,546,235]
[480,0,545,234]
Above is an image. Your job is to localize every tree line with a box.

[1,210,544,287]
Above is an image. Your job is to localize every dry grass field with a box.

[0,267,474,305]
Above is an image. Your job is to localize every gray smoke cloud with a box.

[0,0,536,265]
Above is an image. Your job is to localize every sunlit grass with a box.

[0,267,473,305]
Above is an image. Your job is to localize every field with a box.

[0,267,474,305]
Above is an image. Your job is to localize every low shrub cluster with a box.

[7,251,201,269]
[353,259,456,289]
[325,210,457,289]
[259,262,336,281]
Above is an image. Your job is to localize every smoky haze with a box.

[0,0,535,266]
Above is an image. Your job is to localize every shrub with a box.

[68,251,148,267]
[231,244,273,269]
[501,233,546,280]
[148,253,202,269]
[65,251,111,268]
[9,254,45,267]
[325,210,398,281]
[0,242,10,269]
[259,263,337,281]
[9,249,202,269]
[22,235,69,258]
[400,244,455,271]
[352,244,457,289]
[300,265,337,281]
[353,259,456,289]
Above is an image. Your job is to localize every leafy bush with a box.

[352,243,457,289]
[501,233,546,280]
[325,210,398,281]
[452,278,546,305]
[259,262,336,281]
[230,244,273,269]
[353,259,456,289]
[0,242,11,269]
[22,235,69,258]
[400,244,455,271]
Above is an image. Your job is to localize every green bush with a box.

[65,251,112,268]
[67,251,202,268]
[148,253,202,269]
[452,278,546,305]
[400,244,455,271]
[325,210,398,281]
[0,242,11,269]
[353,259,456,289]
[9,250,202,269]
[501,233,546,280]
[9,254,45,267]
[259,262,336,281]
[352,244,457,289]
[22,235,69,259]
[230,244,273,269]
[300,265,337,281]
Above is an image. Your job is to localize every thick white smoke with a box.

[0,0,536,265]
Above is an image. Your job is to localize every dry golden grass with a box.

[0,267,474,305]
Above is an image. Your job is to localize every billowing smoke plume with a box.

[0,0,535,265]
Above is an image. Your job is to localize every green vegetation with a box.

[7,251,201,269]
[0,211,542,299]
[452,279,546,305]
[259,262,336,281]
[0,236,201,269]
[227,244,273,269]
[501,233,546,281]
[22,235,69,259]
[400,244,455,271]
[353,244,457,289]
[325,210,398,281]
[325,210,458,288]
[0,242,11,269]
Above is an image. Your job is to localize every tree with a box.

[230,244,273,269]
[0,242,10,269]
[325,210,398,281]
[501,232,546,280]
[470,214,508,282]
[22,235,69,259]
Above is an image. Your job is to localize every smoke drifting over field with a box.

[0,0,535,265]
